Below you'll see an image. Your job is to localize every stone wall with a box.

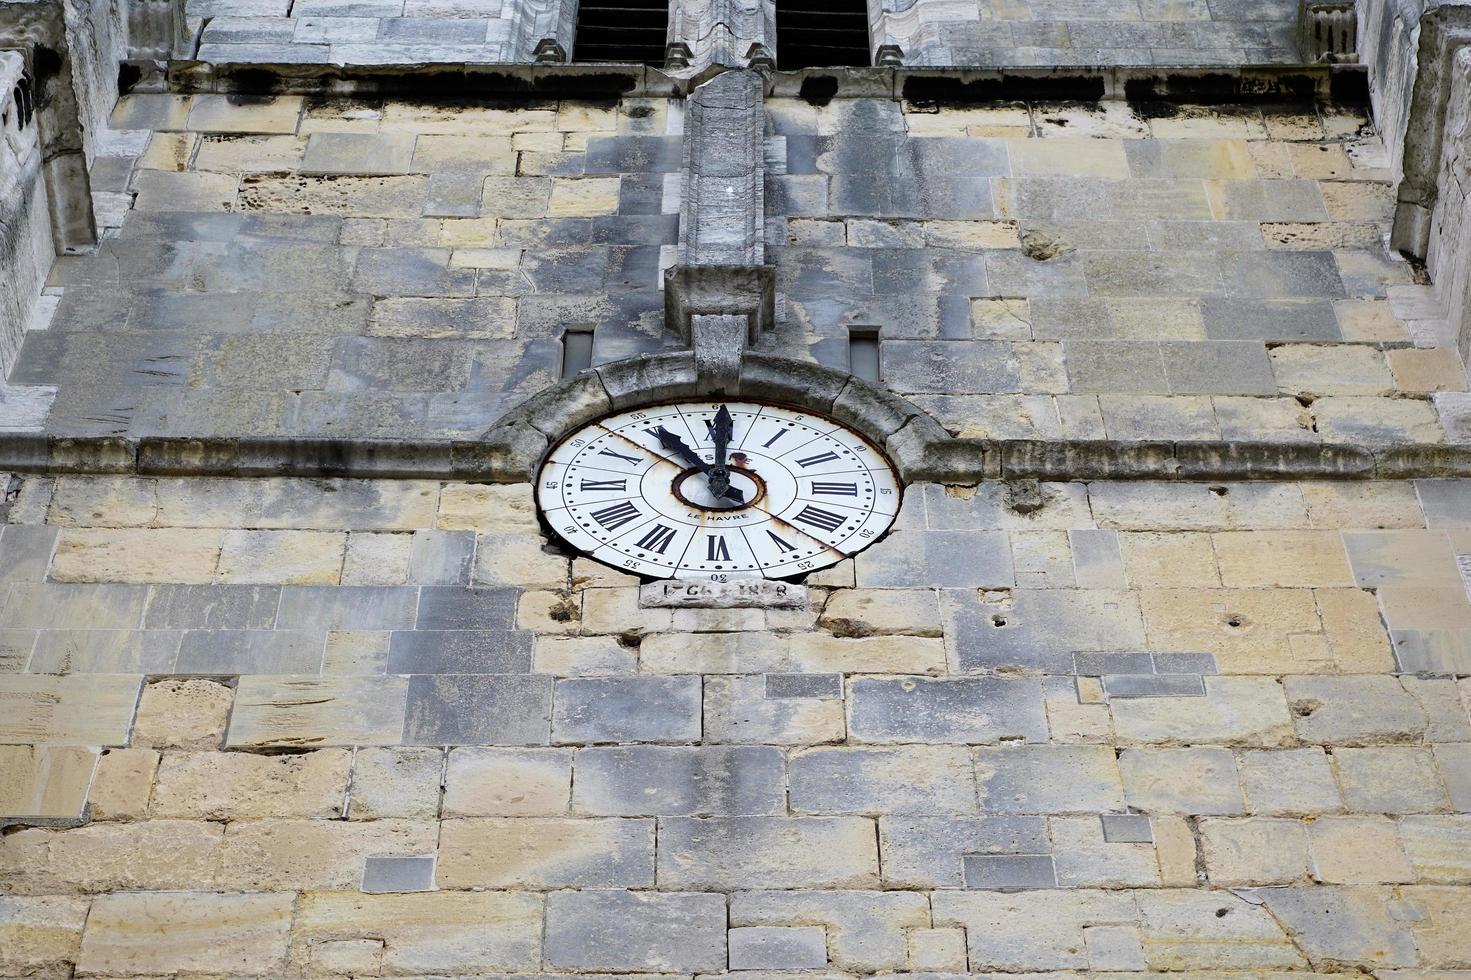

[11,92,1468,443]
[0,51,55,380]
[1,471,1469,975]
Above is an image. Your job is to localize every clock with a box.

[535,401,903,580]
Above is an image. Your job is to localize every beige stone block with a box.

[1308,816,1414,883]
[1286,142,1355,178]
[1212,530,1354,587]
[1210,815,1313,885]
[1401,885,1471,967]
[1263,110,1324,139]
[348,746,443,819]
[238,173,431,217]
[512,130,563,151]
[150,748,351,820]
[131,169,239,212]
[1319,180,1395,221]
[1400,815,1471,882]
[1302,481,1426,528]
[0,895,89,978]
[581,587,672,635]
[924,219,1021,249]
[443,747,572,816]
[1121,531,1220,586]
[110,92,193,129]
[788,633,947,674]
[474,531,570,588]
[908,105,1031,137]
[1043,677,1113,743]
[0,820,223,894]
[436,816,652,888]
[133,678,233,750]
[0,745,97,820]
[216,529,345,584]
[1135,890,1304,970]
[1152,816,1199,886]
[438,216,500,247]
[411,134,516,174]
[1009,138,1129,177]
[821,588,940,636]
[1390,347,1469,393]
[909,927,968,971]
[290,891,542,975]
[481,176,552,218]
[1034,103,1148,138]
[1112,676,1294,747]
[87,747,158,820]
[1150,108,1267,139]
[933,889,1138,972]
[547,177,620,216]
[78,891,293,975]
[1316,587,1396,671]
[970,297,1032,339]
[227,675,408,748]
[1139,588,1321,672]
[381,103,556,135]
[1379,587,1471,630]
[1261,221,1384,249]
[449,246,522,269]
[340,531,412,585]
[188,94,303,134]
[1091,481,1308,531]
[438,482,539,530]
[218,818,437,890]
[50,475,159,527]
[532,635,637,675]
[1271,344,1394,395]
[50,527,222,583]
[517,590,582,633]
[1245,139,1293,176]
[193,133,307,173]
[1335,298,1408,341]
[1313,395,1445,443]
[0,674,141,745]
[1148,139,1257,178]
[704,674,845,745]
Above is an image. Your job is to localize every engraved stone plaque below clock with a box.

[639,580,810,609]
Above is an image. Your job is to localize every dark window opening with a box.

[848,327,880,382]
[573,0,670,65]
[561,328,596,378]
[776,0,871,69]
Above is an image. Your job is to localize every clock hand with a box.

[711,405,733,468]
[705,405,745,504]
[654,426,708,472]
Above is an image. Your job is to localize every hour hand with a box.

[654,426,708,471]
[711,405,734,468]
[707,467,745,504]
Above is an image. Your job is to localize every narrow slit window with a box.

[849,328,880,382]
[573,0,670,65]
[562,328,595,379]
[775,0,872,69]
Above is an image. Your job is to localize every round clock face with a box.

[536,401,903,580]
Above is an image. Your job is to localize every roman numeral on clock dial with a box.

[794,451,841,468]
[792,505,847,533]
[580,479,627,491]
[591,501,641,530]
[633,524,678,554]
[811,481,858,496]
[706,535,731,562]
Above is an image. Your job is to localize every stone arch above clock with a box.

[482,349,957,487]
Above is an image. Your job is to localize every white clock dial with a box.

[535,401,903,580]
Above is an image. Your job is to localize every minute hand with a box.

[654,427,708,471]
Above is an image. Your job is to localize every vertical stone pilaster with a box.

[501,0,579,63]
[679,68,764,267]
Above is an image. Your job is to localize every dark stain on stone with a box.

[902,73,1107,106]
[799,75,839,106]
[117,61,144,95]
[1125,72,1323,108]
[221,68,282,95]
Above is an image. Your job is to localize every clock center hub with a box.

[672,465,766,512]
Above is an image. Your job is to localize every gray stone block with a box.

[1102,673,1207,698]
[175,629,324,674]
[386,630,533,673]
[1246,887,1418,968]
[878,815,1049,888]
[1283,675,1426,744]
[414,586,517,630]
[765,673,842,699]
[142,584,281,630]
[1099,813,1153,843]
[572,745,785,815]
[1151,652,1218,674]
[789,746,977,814]
[962,853,1058,890]
[1160,340,1276,395]
[552,676,701,744]
[0,525,58,584]
[30,629,182,674]
[728,927,828,970]
[848,676,1048,744]
[276,586,419,631]
[1417,479,1471,528]
[1073,651,1153,676]
[945,589,1144,674]
[656,816,879,889]
[855,530,1014,588]
[361,854,436,893]
[1065,340,1168,393]
[544,890,727,973]
[403,673,552,745]
[974,745,1125,813]
[407,530,474,585]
